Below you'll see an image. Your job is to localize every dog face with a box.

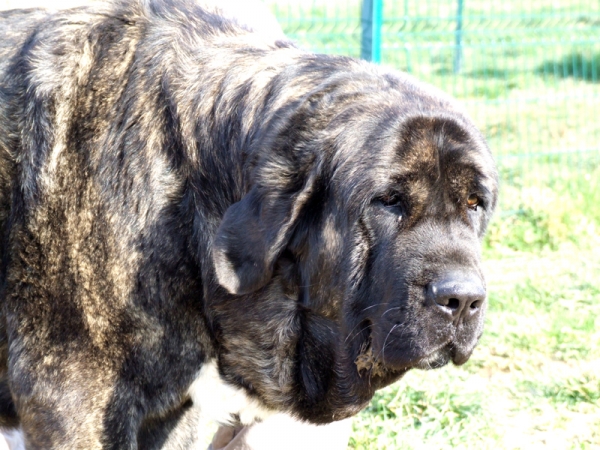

[211,69,498,422]
[336,114,497,373]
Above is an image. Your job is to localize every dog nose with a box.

[427,273,486,324]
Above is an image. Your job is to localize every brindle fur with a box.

[0,1,498,448]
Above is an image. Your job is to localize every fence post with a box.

[453,0,464,73]
[361,0,383,63]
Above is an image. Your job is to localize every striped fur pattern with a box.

[0,1,498,448]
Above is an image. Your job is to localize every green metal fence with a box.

[267,0,600,216]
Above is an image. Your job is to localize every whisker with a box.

[359,303,383,313]
[381,306,401,317]
[380,323,400,361]
[344,321,365,343]
[343,301,397,344]
[344,323,374,344]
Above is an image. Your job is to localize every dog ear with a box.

[212,167,317,295]
[212,92,326,295]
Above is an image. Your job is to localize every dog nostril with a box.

[470,300,481,309]
[447,298,460,310]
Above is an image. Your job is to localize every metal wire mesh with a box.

[266,0,600,215]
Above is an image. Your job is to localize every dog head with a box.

[210,65,499,423]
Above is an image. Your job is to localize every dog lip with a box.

[450,344,475,365]
[371,331,458,372]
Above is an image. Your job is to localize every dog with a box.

[0,0,498,447]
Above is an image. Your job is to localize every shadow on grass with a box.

[537,52,600,82]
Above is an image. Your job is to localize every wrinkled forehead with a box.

[329,109,498,209]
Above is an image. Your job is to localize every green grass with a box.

[484,153,600,254]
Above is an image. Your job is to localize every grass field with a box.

[1,1,598,448]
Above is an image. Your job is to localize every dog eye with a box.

[377,192,405,222]
[467,194,480,209]
[380,192,402,208]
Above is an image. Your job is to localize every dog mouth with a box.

[412,343,474,370]
[355,342,451,375]
[352,324,412,379]
[352,319,400,379]
[355,339,387,377]
[407,337,479,369]
[353,326,475,376]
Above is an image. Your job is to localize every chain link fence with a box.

[267,0,600,221]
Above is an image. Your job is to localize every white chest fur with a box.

[188,361,275,426]
[0,428,25,450]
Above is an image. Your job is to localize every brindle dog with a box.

[0,0,498,448]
